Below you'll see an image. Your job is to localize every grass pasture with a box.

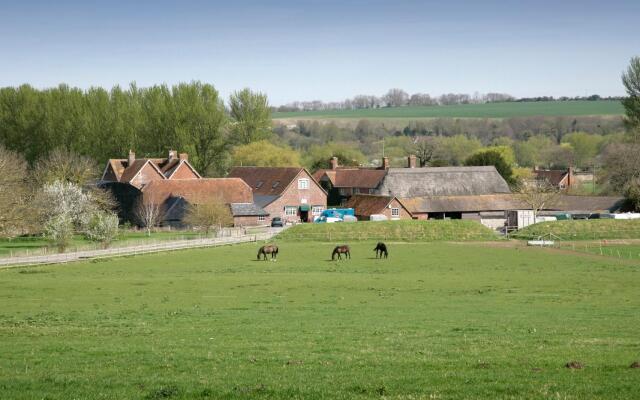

[511,219,640,241]
[1,240,639,399]
[278,220,499,242]
[272,100,624,120]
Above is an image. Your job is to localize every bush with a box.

[85,212,120,248]
[43,214,74,252]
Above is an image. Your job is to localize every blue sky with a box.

[0,0,638,104]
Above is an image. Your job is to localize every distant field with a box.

[273,100,624,120]
[1,240,639,399]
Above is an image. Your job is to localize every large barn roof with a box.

[314,168,387,189]
[401,194,524,213]
[142,178,253,205]
[379,166,511,198]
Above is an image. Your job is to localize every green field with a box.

[278,220,499,242]
[1,239,639,399]
[273,100,624,120]
[511,219,640,241]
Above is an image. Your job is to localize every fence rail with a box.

[0,232,275,268]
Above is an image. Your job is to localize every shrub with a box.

[85,212,120,248]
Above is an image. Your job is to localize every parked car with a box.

[271,217,284,227]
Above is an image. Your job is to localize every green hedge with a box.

[276,220,499,242]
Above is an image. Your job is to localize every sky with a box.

[0,0,638,105]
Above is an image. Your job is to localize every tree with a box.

[383,88,409,107]
[465,149,515,185]
[621,56,640,136]
[183,200,233,235]
[85,211,120,248]
[304,143,367,171]
[133,197,164,236]
[514,179,561,221]
[414,137,435,167]
[32,148,99,186]
[36,180,95,228]
[562,132,603,168]
[231,140,301,167]
[0,146,32,237]
[434,135,482,166]
[43,214,74,253]
[229,88,272,145]
[602,142,640,197]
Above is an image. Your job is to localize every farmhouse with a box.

[345,194,412,221]
[313,156,388,206]
[100,150,268,227]
[228,166,327,224]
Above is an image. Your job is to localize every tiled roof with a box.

[103,157,200,183]
[315,168,387,189]
[228,167,305,196]
[142,178,253,205]
[345,194,397,216]
[230,203,269,216]
[534,169,568,186]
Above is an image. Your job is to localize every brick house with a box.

[100,150,268,227]
[345,194,412,221]
[313,156,388,206]
[532,166,576,190]
[228,167,327,223]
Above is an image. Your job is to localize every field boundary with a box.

[0,232,275,268]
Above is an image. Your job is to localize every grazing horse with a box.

[257,244,279,261]
[374,242,388,259]
[332,245,351,260]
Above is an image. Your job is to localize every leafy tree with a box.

[602,142,640,199]
[85,211,120,248]
[229,88,272,145]
[304,143,367,171]
[562,132,603,168]
[413,137,436,167]
[36,180,95,228]
[621,56,640,137]
[184,200,233,235]
[465,149,515,185]
[232,140,301,167]
[44,214,75,253]
[433,135,482,166]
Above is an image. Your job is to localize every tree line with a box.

[0,82,272,176]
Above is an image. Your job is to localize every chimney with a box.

[128,150,135,166]
[179,153,188,162]
[567,166,574,187]
[407,155,417,168]
[381,157,389,169]
[168,150,178,160]
[330,156,339,170]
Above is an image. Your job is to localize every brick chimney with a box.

[179,153,188,162]
[330,156,339,170]
[168,150,178,161]
[128,150,135,166]
[407,155,417,168]
[381,157,389,169]
[567,166,574,187]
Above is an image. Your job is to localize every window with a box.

[258,215,266,222]
[272,180,280,189]
[255,181,264,189]
[285,206,297,216]
[312,206,325,216]
[298,178,309,189]
[391,208,400,217]
[368,189,376,194]
[353,188,360,194]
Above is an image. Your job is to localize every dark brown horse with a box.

[257,244,279,261]
[332,245,351,260]
[374,242,388,259]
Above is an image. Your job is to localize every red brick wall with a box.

[131,163,164,188]
[380,198,412,220]
[170,163,200,179]
[264,170,327,223]
[233,216,267,227]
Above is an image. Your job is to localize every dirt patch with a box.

[630,361,640,368]
[286,359,304,366]
[565,361,584,369]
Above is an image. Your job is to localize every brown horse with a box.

[373,242,388,259]
[257,244,279,261]
[332,245,351,260]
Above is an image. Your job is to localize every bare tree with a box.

[413,137,435,167]
[514,179,561,220]
[183,199,233,235]
[0,146,32,237]
[32,148,98,186]
[134,197,165,236]
[383,88,409,107]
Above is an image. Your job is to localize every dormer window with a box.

[255,181,264,189]
[272,180,280,189]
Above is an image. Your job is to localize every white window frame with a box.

[258,215,266,222]
[285,206,297,216]
[298,178,309,190]
[312,206,325,216]
[391,207,400,217]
